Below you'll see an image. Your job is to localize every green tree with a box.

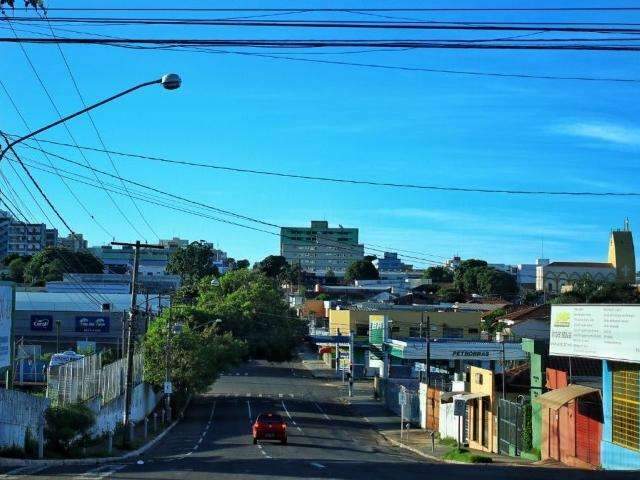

[197,269,303,360]
[423,266,454,283]
[235,259,250,270]
[24,247,102,286]
[144,310,247,393]
[344,259,379,283]
[167,241,219,285]
[553,278,640,304]
[255,255,288,279]
[436,287,464,303]
[476,268,518,296]
[324,269,337,286]
[44,404,95,455]
[2,253,21,266]
[7,257,28,283]
[453,259,488,292]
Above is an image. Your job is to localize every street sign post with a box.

[164,381,173,395]
[399,386,407,442]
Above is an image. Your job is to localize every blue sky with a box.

[1,0,639,267]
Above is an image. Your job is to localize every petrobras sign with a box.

[388,339,527,361]
[550,305,640,363]
[0,284,14,369]
[30,315,53,331]
[75,316,110,333]
[369,315,387,346]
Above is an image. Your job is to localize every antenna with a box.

[624,217,631,231]
[541,237,544,259]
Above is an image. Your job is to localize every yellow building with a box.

[329,308,482,339]
[467,366,498,453]
[608,220,636,284]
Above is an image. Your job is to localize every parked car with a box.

[252,412,287,445]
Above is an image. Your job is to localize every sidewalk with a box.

[297,346,339,379]
[339,379,535,467]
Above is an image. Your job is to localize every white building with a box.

[536,261,616,294]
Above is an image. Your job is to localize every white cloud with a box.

[556,121,640,146]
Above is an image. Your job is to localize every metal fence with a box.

[47,353,143,407]
[383,379,421,424]
[498,398,526,456]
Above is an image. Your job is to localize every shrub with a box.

[443,448,493,464]
[0,444,25,458]
[44,404,95,454]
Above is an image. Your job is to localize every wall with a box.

[0,389,49,449]
[601,360,640,470]
[329,309,482,338]
[522,338,544,451]
[88,383,161,437]
[467,366,497,453]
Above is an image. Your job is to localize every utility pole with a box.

[165,295,173,422]
[112,241,164,446]
[144,290,150,333]
[425,314,432,432]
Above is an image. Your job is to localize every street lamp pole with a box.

[0,73,182,163]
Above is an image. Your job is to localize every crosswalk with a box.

[210,392,299,399]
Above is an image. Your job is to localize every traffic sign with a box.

[454,398,466,416]
[398,387,407,406]
[164,381,173,395]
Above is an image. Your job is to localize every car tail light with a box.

[282,423,287,430]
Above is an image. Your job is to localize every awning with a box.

[535,384,600,410]
[318,346,333,355]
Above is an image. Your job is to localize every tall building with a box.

[0,211,59,258]
[59,233,88,252]
[375,252,412,272]
[280,220,364,277]
[607,219,636,283]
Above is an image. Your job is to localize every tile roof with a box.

[546,261,613,268]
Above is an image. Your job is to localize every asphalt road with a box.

[2,358,637,479]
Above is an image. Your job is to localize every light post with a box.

[55,319,61,353]
[0,73,182,163]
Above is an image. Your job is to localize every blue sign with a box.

[30,315,53,332]
[75,316,110,333]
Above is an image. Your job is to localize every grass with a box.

[443,448,493,464]
[439,437,459,447]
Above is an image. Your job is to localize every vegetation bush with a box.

[443,448,493,463]
[44,404,95,455]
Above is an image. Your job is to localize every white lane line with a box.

[0,465,50,478]
[363,417,370,423]
[310,462,326,469]
[197,437,203,444]
[296,426,303,432]
[257,444,263,450]
[314,402,331,420]
[281,400,293,420]
[289,394,294,398]
[74,464,126,480]
[278,393,283,398]
[193,444,199,450]
[247,399,252,423]
[265,455,272,459]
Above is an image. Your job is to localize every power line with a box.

[10,7,640,12]
[42,15,159,241]
[11,153,444,268]
[16,135,640,198]
[2,18,146,240]
[5,37,640,52]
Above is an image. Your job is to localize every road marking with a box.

[281,400,292,420]
[235,373,240,376]
[258,393,263,398]
[289,394,294,398]
[314,402,331,420]
[193,444,199,450]
[278,393,283,398]
[257,444,263,449]
[74,464,126,480]
[310,462,326,469]
[364,417,370,423]
[297,426,303,432]
[246,393,250,397]
[247,399,252,422]
[244,373,248,376]
[0,465,50,478]
[197,437,203,444]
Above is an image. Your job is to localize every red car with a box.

[253,412,287,445]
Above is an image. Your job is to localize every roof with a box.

[499,304,550,322]
[15,292,169,313]
[535,384,600,410]
[546,261,613,268]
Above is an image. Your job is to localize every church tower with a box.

[607,219,636,283]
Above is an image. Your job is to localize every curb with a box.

[341,396,539,469]
[0,395,193,468]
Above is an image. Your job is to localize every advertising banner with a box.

[0,284,14,369]
[30,315,54,332]
[75,316,110,333]
[550,305,640,363]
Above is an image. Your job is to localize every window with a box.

[391,326,400,334]
[612,363,639,451]
[468,328,479,335]
[443,327,464,338]
[356,325,369,336]
[409,327,420,337]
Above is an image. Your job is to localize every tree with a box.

[364,255,377,262]
[167,241,218,285]
[235,259,250,270]
[7,257,28,283]
[144,309,246,393]
[552,278,640,304]
[453,259,488,292]
[476,268,518,296]
[24,247,103,286]
[44,404,95,455]
[344,259,379,283]
[436,287,464,303]
[197,269,303,360]
[423,266,453,283]
[255,255,288,279]
[324,269,337,286]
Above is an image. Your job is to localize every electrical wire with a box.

[42,14,159,241]
[15,135,640,198]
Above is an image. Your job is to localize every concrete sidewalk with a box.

[297,346,339,379]
[339,380,535,467]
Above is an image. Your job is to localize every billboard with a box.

[550,305,640,363]
[0,284,14,369]
[75,316,110,333]
[30,315,54,332]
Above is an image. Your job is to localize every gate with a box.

[498,398,524,456]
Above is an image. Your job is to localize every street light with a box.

[0,73,182,162]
